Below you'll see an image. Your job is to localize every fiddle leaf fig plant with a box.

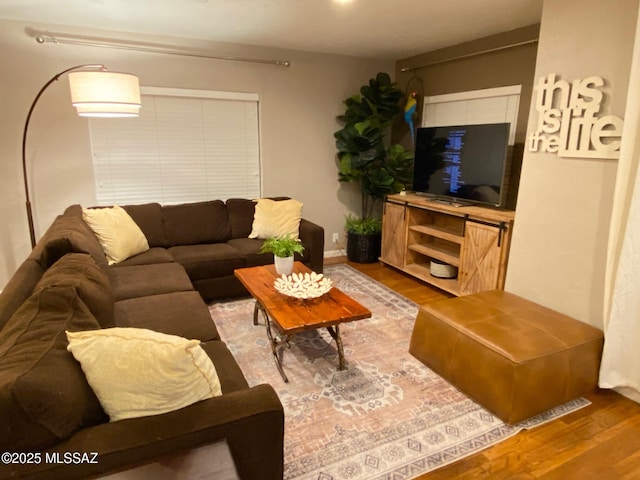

[335,72,414,233]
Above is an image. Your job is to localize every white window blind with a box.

[422,85,521,145]
[88,87,261,205]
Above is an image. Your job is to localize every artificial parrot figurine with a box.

[404,91,418,147]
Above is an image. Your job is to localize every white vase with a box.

[274,255,294,275]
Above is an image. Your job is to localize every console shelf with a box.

[381,193,515,296]
[403,263,460,295]
[407,243,460,267]
[408,224,464,244]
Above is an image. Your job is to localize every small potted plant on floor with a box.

[335,72,414,263]
[260,235,305,275]
[344,215,383,263]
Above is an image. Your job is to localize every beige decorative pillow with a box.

[249,198,303,240]
[82,205,149,265]
[66,328,222,422]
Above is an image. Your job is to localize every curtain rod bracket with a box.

[34,33,291,68]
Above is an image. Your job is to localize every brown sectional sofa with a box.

[0,198,324,479]
[68,197,324,301]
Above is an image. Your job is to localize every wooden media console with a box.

[381,193,516,296]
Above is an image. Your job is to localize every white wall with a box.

[0,19,393,287]
[506,0,639,327]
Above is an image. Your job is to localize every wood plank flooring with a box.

[328,258,640,480]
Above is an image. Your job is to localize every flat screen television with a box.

[411,122,510,208]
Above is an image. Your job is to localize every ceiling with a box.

[0,0,543,59]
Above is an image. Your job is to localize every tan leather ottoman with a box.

[409,290,604,424]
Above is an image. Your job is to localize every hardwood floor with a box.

[325,256,453,305]
[328,258,640,480]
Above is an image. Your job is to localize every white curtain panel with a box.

[599,11,640,399]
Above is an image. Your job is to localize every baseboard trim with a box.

[324,249,345,258]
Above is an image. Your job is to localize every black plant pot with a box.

[346,232,382,263]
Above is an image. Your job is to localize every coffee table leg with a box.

[253,301,260,325]
[327,325,346,371]
[256,302,289,383]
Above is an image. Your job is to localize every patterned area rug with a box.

[209,264,589,480]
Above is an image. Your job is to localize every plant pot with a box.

[346,232,382,263]
[274,255,294,275]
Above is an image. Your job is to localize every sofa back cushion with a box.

[163,200,231,246]
[122,203,169,248]
[0,260,45,332]
[0,286,107,451]
[226,198,256,239]
[30,214,108,269]
[35,253,115,328]
[1,213,109,332]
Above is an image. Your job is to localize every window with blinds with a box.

[88,87,261,206]
[421,85,521,145]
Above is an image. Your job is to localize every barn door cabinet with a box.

[380,200,407,268]
[380,193,515,296]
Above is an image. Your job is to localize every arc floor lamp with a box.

[22,64,141,248]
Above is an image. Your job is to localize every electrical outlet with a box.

[332,232,339,243]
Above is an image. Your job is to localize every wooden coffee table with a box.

[234,262,371,382]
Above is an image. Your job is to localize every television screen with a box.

[411,123,510,207]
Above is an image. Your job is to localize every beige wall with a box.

[395,24,539,141]
[0,19,392,288]
[395,25,540,210]
[505,0,639,327]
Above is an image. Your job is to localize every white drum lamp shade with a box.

[69,71,141,117]
[22,64,141,248]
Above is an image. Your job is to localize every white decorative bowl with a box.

[274,272,333,299]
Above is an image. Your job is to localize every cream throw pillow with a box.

[66,328,222,422]
[249,198,303,240]
[82,205,149,265]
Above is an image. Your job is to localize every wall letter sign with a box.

[527,74,624,159]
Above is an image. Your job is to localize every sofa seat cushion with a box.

[108,263,193,301]
[168,244,247,281]
[114,291,220,341]
[66,328,222,422]
[230,237,312,265]
[122,202,169,248]
[163,201,232,246]
[35,253,115,328]
[0,286,107,451]
[200,341,250,393]
[113,247,174,267]
[191,277,250,303]
[227,238,274,267]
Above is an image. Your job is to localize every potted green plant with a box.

[260,235,305,275]
[334,72,414,263]
[343,215,382,263]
